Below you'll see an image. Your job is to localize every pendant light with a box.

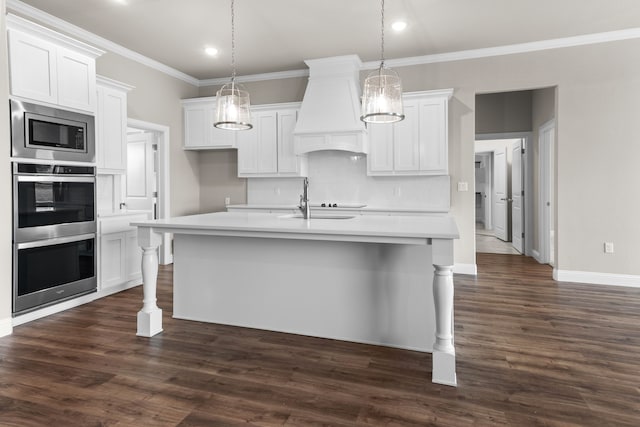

[361,0,405,123]
[214,0,252,130]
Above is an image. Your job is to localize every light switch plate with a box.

[457,182,469,192]
[604,242,614,253]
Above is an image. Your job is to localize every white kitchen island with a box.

[132,211,459,386]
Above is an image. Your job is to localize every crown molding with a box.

[199,69,310,87]
[8,0,640,88]
[6,0,199,86]
[362,27,640,70]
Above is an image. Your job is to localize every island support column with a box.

[431,238,457,386]
[136,226,163,337]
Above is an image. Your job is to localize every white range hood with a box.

[293,55,368,154]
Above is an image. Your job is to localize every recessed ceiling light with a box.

[205,47,219,56]
[113,0,128,5]
[391,21,407,32]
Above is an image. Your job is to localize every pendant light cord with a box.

[230,0,236,86]
[380,0,385,69]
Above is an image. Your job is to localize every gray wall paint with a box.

[476,91,533,134]
[199,149,247,212]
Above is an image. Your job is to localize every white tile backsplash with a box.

[247,151,450,211]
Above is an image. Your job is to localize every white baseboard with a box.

[454,263,477,275]
[12,292,97,327]
[531,249,542,263]
[0,317,13,337]
[554,269,640,288]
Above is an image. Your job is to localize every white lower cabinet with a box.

[367,89,453,176]
[98,213,149,294]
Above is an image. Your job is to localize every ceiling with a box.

[10,0,640,81]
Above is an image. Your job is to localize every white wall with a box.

[246,151,450,212]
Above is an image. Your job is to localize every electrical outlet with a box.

[224,197,231,205]
[457,182,469,192]
[604,242,614,253]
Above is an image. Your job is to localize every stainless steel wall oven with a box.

[12,162,97,315]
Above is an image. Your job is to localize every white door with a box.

[125,132,156,215]
[493,148,509,241]
[511,140,524,253]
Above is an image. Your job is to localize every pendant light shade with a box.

[214,0,252,130]
[361,65,404,123]
[361,0,404,124]
[214,81,252,130]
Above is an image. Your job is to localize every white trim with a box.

[7,0,199,86]
[539,119,556,265]
[6,13,104,58]
[13,292,96,326]
[554,269,640,288]
[126,118,172,265]
[200,69,310,86]
[97,75,135,92]
[362,27,640,70]
[531,249,542,263]
[0,317,13,337]
[8,0,640,88]
[454,263,477,276]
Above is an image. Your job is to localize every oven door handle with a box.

[16,175,95,183]
[17,233,95,250]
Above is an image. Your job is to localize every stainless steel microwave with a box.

[10,99,95,163]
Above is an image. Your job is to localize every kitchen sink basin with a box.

[279,214,356,220]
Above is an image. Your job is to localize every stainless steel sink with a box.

[279,214,356,220]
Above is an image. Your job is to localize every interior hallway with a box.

[476,222,521,255]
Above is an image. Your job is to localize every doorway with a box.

[538,119,555,266]
[474,136,531,255]
[126,118,172,265]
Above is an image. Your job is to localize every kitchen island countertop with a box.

[131,211,459,243]
[132,211,459,387]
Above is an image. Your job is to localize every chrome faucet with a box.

[299,177,310,219]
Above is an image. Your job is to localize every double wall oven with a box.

[10,100,97,315]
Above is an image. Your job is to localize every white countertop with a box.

[132,211,459,244]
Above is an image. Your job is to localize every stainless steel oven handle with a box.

[17,233,95,250]
[16,175,95,183]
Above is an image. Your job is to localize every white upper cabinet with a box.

[182,97,236,150]
[96,76,133,174]
[7,14,103,113]
[367,89,453,176]
[237,104,308,178]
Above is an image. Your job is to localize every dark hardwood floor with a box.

[1,253,639,426]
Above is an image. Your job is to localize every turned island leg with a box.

[136,227,163,337]
[432,239,457,386]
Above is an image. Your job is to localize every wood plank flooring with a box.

[1,253,640,426]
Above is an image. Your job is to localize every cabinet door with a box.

[237,111,278,175]
[100,233,126,290]
[418,98,448,174]
[8,30,58,104]
[97,85,127,172]
[57,47,97,112]
[367,122,394,173]
[277,109,300,174]
[125,230,143,282]
[256,111,278,173]
[236,122,259,174]
[393,101,420,171]
[210,107,236,148]
[183,104,208,149]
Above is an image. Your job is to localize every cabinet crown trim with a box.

[97,75,135,92]
[7,14,105,58]
[403,89,454,100]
